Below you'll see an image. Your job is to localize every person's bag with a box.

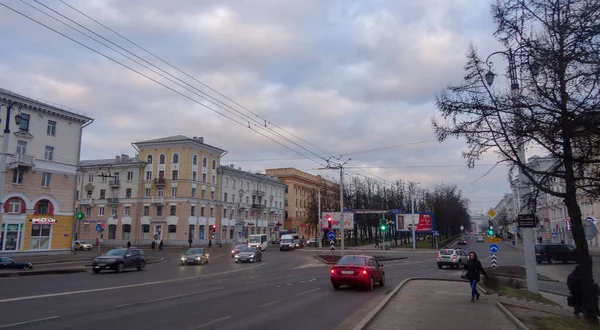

[567,295,574,307]
[461,269,468,280]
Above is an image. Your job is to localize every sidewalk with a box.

[363,279,519,330]
[503,240,600,256]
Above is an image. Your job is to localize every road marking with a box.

[383,261,424,268]
[115,287,223,308]
[188,316,231,329]
[0,262,268,304]
[286,283,292,286]
[260,300,280,307]
[295,288,320,296]
[0,316,60,328]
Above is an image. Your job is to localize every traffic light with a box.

[76,211,85,221]
[325,215,332,229]
[488,229,494,236]
[101,222,105,232]
[380,219,386,231]
[211,225,216,230]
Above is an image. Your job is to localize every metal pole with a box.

[0,103,16,244]
[382,217,385,251]
[318,189,322,248]
[518,144,539,293]
[412,199,416,249]
[340,167,345,256]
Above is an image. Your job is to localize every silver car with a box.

[180,248,210,265]
[436,248,469,269]
[235,247,263,263]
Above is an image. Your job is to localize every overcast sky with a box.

[0,0,525,213]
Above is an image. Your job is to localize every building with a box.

[218,164,286,242]
[75,154,146,244]
[493,193,517,230]
[265,168,337,238]
[469,213,489,234]
[0,88,93,254]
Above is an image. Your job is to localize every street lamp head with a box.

[14,113,23,126]
[485,70,495,86]
[531,61,540,77]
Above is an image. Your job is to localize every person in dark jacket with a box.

[464,251,488,302]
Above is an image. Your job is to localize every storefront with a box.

[23,215,73,251]
[0,223,24,251]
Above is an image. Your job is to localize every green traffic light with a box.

[380,225,386,231]
[488,230,494,235]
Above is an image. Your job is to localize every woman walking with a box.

[464,251,488,302]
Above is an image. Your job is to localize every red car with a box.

[330,255,385,291]
[231,244,246,257]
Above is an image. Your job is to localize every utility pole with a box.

[0,101,22,233]
[318,189,322,248]
[319,157,351,257]
[411,199,416,250]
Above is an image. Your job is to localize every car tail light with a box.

[453,254,457,259]
[231,250,235,253]
[437,254,440,259]
[360,269,368,275]
[330,269,336,274]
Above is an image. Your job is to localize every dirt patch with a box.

[534,315,600,330]
[486,265,556,282]
[482,274,557,305]
[503,303,564,330]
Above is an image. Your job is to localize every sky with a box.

[0,0,523,213]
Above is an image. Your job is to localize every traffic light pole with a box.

[318,189,322,249]
[339,167,345,257]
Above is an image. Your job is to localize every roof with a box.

[79,155,145,167]
[219,165,286,187]
[133,135,226,154]
[0,87,92,123]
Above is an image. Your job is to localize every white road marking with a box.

[286,283,292,286]
[115,287,223,308]
[294,288,320,296]
[188,316,231,330]
[383,261,424,268]
[0,316,60,328]
[260,300,280,307]
[0,262,268,304]
[308,278,316,282]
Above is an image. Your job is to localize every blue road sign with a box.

[433,231,439,237]
[551,232,558,238]
[391,209,402,214]
[489,243,499,253]
[95,224,102,232]
[328,231,335,240]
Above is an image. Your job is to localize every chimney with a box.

[198,137,204,143]
[193,136,197,139]
[121,154,128,161]
[238,167,241,170]
[230,164,234,168]
[115,155,120,162]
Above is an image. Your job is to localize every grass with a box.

[483,274,555,305]
[535,316,600,330]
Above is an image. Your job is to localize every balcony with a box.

[7,154,35,169]
[107,198,119,205]
[151,197,164,204]
[252,190,265,197]
[109,179,120,188]
[154,178,166,186]
[252,204,265,210]
[78,198,93,206]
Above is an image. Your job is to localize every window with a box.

[41,173,51,188]
[36,200,50,214]
[193,155,198,165]
[76,191,79,199]
[193,171,197,181]
[147,155,153,164]
[224,193,228,202]
[12,169,23,184]
[146,171,152,180]
[16,140,26,154]
[173,153,179,163]
[159,171,165,179]
[101,176,107,183]
[212,175,216,185]
[232,194,236,203]
[100,190,106,199]
[211,160,216,170]
[233,180,236,188]
[44,146,54,161]
[124,206,130,216]
[202,157,207,167]
[200,207,205,217]
[201,190,206,199]
[191,206,195,216]
[171,187,177,197]
[111,208,117,217]
[191,187,196,197]
[108,225,116,239]
[126,189,132,198]
[157,189,164,197]
[86,190,92,198]
[210,208,214,217]
[127,171,134,181]
[157,205,163,216]
[202,173,207,183]
[47,120,56,136]
[168,225,176,240]
[88,174,94,182]
[144,206,150,216]
[8,198,21,213]
[142,224,150,239]
[85,207,91,217]
[122,224,131,240]
[225,178,229,187]
[170,205,176,216]
[99,207,105,216]
[172,170,178,180]
[30,224,50,250]
[224,209,227,218]
[18,113,30,131]
[159,154,166,164]
[145,188,151,197]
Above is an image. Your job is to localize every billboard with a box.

[320,212,354,230]
[395,213,434,232]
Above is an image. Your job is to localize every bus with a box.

[248,234,268,251]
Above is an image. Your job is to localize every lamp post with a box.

[410,182,420,250]
[485,48,540,294]
[0,101,23,235]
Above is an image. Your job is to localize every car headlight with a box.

[235,255,239,258]
[181,257,186,261]
[195,257,201,260]
[250,254,255,258]
[231,250,235,253]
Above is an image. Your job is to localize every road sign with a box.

[513,226,518,233]
[489,243,499,253]
[329,239,335,252]
[327,231,335,240]
[95,224,103,232]
[487,209,497,219]
[584,221,598,241]
[433,231,439,237]
[517,214,537,228]
[486,237,501,243]
[551,232,558,238]
[391,209,402,214]
[491,254,497,268]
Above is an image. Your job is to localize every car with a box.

[436,248,468,269]
[181,248,210,265]
[231,244,246,257]
[92,248,145,273]
[0,257,33,270]
[279,235,295,251]
[476,236,485,243]
[535,243,578,264]
[457,238,467,245]
[306,238,318,247]
[330,255,385,291]
[74,240,93,251]
[235,246,262,263]
[293,239,304,249]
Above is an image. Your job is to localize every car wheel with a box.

[367,277,374,291]
[79,247,84,251]
[379,274,386,287]
[93,268,101,274]
[235,260,238,263]
[137,261,145,271]
[181,262,185,266]
[437,264,443,269]
[332,283,340,290]
[458,262,464,270]
[550,258,556,264]
[116,263,125,273]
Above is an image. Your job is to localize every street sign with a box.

[329,239,335,252]
[486,237,501,243]
[489,243,499,253]
[517,214,537,228]
[487,208,497,219]
[327,231,335,240]
[391,209,402,214]
[583,221,598,241]
[513,226,518,233]
[491,254,497,268]
[95,224,102,232]
[551,232,558,238]
[433,231,439,237]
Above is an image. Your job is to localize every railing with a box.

[252,190,266,197]
[78,198,93,205]
[251,204,265,209]
[107,198,119,204]
[151,197,164,204]
[8,154,35,168]
[109,179,120,187]
[154,178,166,185]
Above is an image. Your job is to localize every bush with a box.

[483,274,524,290]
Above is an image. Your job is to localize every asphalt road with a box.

[0,245,467,330]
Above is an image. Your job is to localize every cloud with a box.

[0,0,510,212]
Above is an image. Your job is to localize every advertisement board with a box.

[320,212,354,230]
[395,213,434,232]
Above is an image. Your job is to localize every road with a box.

[0,245,470,330]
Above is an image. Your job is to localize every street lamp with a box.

[0,101,23,233]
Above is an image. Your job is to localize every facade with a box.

[75,154,146,244]
[218,164,286,242]
[493,193,517,230]
[0,88,93,254]
[265,167,337,237]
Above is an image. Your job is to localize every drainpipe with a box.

[72,118,93,253]
[131,143,144,245]
[217,150,227,247]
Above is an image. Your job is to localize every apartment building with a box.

[218,164,286,242]
[75,154,145,243]
[0,88,93,253]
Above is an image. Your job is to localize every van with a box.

[280,234,297,251]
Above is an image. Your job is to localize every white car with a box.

[74,240,93,251]
[476,236,485,243]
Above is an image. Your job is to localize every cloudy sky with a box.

[0,0,521,213]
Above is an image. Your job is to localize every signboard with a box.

[517,214,537,228]
[327,231,335,240]
[583,221,598,241]
[83,219,104,223]
[395,213,434,232]
[551,232,557,238]
[487,209,497,219]
[320,212,354,230]
[489,244,499,253]
[30,218,57,225]
[96,224,103,232]
[486,237,501,243]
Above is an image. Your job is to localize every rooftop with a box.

[133,135,226,154]
[0,87,92,122]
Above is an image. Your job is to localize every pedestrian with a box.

[375,240,380,248]
[208,239,212,248]
[538,236,543,244]
[188,238,193,248]
[127,241,131,249]
[151,240,156,251]
[158,240,164,252]
[464,251,488,302]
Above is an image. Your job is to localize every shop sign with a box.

[30,218,57,225]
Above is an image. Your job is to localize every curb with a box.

[495,301,531,330]
[539,289,569,297]
[517,265,560,283]
[0,268,86,278]
[33,258,93,265]
[351,277,470,330]
[313,255,409,264]
[146,257,164,265]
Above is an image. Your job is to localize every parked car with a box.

[330,255,385,291]
[436,248,468,269]
[535,243,578,264]
[74,240,92,251]
[181,248,210,265]
[235,247,263,263]
[231,244,246,257]
[306,238,318,247]
[0,257,32,270]
[92,248,145,273]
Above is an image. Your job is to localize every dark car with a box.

[235,247,262,263]
[330,255,385,291]
[92,248,145,273]
[535,243,578,264]
[457,237,467,245]
[0,257,33,270]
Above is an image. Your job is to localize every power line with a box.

[338,139,439,157]
[306,164,509,169]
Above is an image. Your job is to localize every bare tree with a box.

[432,0,600,323]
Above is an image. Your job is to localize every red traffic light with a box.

[101,223,105,227]
[211,225,216,229]
[326,215,332,223]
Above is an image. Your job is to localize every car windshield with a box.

[439,250,455,255]
[281,238,294,243]
[78,241,88,244]
[105,249,127,256]
[234,245,245,250]
[185,248,205,255]
[337,256,367,266]
[249,237,261,243]
[241,247,257,253]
